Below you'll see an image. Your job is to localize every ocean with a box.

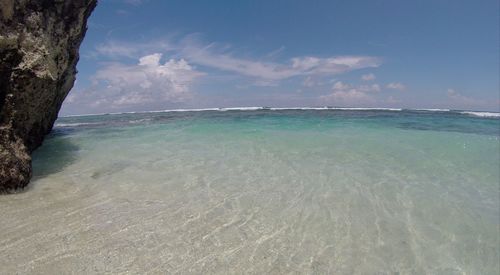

[1,108,499,274]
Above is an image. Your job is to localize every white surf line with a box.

[60,106,402,117]
[59,107,500,118]
[459,111,500,118]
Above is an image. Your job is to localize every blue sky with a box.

[62,0,499,115]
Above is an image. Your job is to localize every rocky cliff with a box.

[0,0,97,192]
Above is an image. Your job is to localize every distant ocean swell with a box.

[59,107,500,121]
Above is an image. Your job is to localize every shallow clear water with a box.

[1,109,499,274]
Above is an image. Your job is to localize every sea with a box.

[1,108,499,274]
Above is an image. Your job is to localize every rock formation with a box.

[0,0,97,192]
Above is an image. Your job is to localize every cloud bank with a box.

[319,80,408,107]
[361,73,376,81]
[66,53,203,111]
[64,36,383,113]
[93,37,382,83]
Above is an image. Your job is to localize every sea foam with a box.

[60,107,500,119]
[460,111,500,118]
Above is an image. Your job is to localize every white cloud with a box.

[183,46,380,82]
[332,81,351,90]
[92,37,382,84]
[289,56,380,76]
[330,81,380,93]
[361,73,376,81]
[386,96,401,104]
[92,40,173,59]
[319,81,380,105]
[301,76,331,88]
[302,76,315,87]
[442,88,500,111]
[359,84,381,92]
[386,82,406,91]
[71,36,387,113]
[66,53,203,110]
[446,89,484,107]
[321,89,374,104]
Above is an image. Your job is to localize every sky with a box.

[61,0,499,115]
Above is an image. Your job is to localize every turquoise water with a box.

[1,109,499,273]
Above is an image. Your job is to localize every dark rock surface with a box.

[0,0,97,192]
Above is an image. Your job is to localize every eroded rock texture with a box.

[0,0,97,192]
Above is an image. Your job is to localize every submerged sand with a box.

[1,111,499,274]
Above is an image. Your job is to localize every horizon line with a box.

[59,106,500,118]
